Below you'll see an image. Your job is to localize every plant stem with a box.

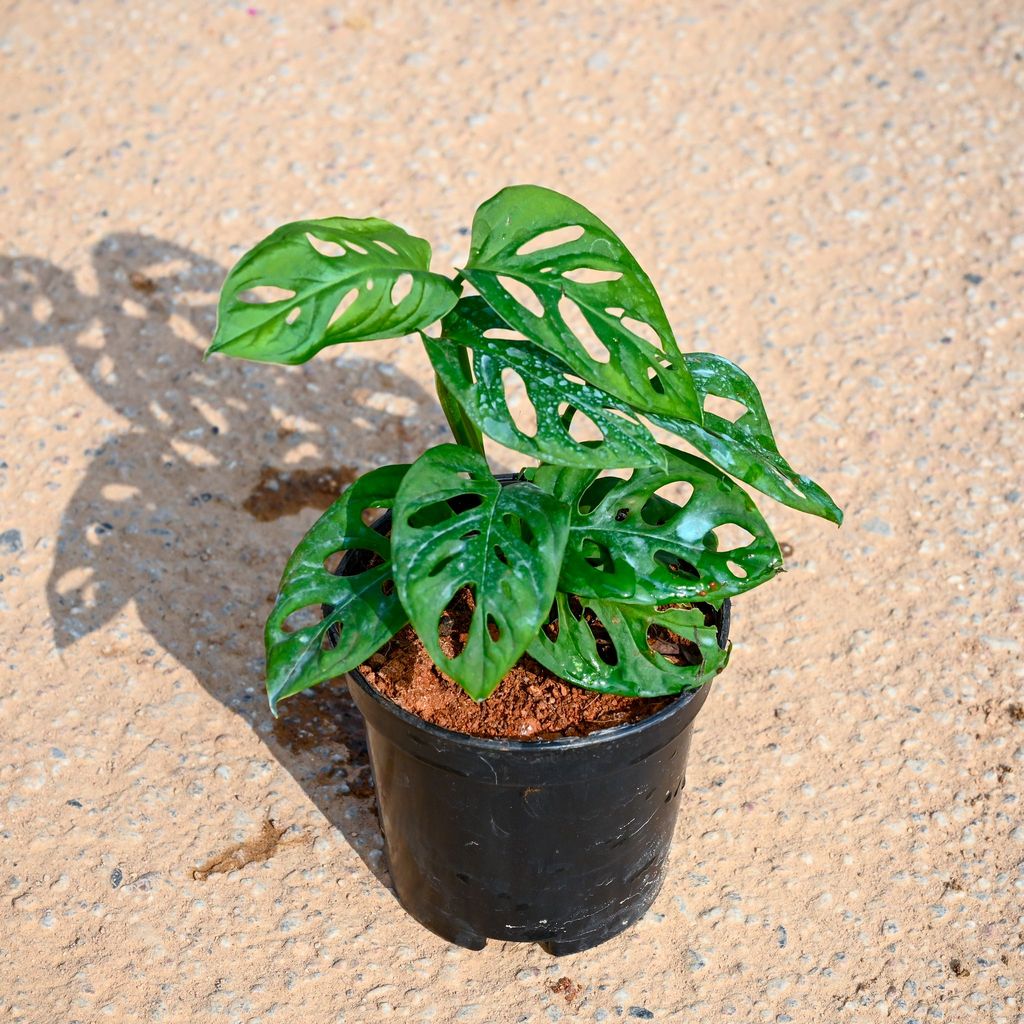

[430,344,485,456]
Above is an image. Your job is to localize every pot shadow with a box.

[0,235,447,889]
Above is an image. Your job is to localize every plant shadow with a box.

[0,235,447,890]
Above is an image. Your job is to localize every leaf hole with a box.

[449,492,483,513]
[482,327,528,341]
[327,288,359,327]
[285,307,301,325]
[237,285,296,304]
[502,512,535,545]
[563,373,587,386]
[498,275,544,317]
[558,295,610,363]
[577,473,630,515]
[567,594,584,621]
[654,550,700,579]
[427,551,461,578]
[515,224,585,256]
[381,578,395,595]
[344,240,369,255]
[407,500,455,529]
[390,272,413,306]
[621,317,663,349]
[640,484,693,525]
[281,606,322,634]
[486,615,500,642]
[704,393,748,423]
[586,612,618,666]
[711,523,757,551]
[647,624,702,666]
[561,267,623,284]
[567,408,604,445]
[438,587,474,658]
[581,539,616,575]
[494,545,510,565]
[500,367,538,438]
[727,560,748,579]
[323,550,345,574]
[374,239,399,255]
[306,233,346,258]
[605,306,625,317]
[360,505,388,527]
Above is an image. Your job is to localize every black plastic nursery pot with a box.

[344,603,730,956]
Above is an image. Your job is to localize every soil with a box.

[243,464,358,521]
[357,589,691,740]
[192,820,294,880]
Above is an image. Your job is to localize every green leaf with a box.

[461,185,703,422]
[528,594,730,697]
[391,445,570,699]
[208,217,460,364]
[532,447,783,606]
[424,296,667,469]
[650,353,843,525]
[264,465,409,714]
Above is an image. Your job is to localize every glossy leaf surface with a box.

[208,217,459,364]
[264,465,409,714]
[528,594,730,697]
[532,447,782,606]
[425,296,666,469]
[461,185,702,422]
[391,445,569,699]
[650,353,843,524]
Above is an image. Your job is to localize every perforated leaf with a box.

[391,445,570,699]
[208,218,460,364]
[650,353,843,525]
[531,448,782,606]
[424,296,667,470]
[461,185,703,422]
[528,594,730,697]
[264,465,409,714]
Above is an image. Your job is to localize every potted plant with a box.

[207,185,842,954]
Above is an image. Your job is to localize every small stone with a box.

[685,949,706,972]
[863,518,892,536]
[0,529,22,554]
[110,868,123,888]
[129,271,156,293]
[776,925,788,948]
[963,273,983,285]
[628,1010,654,1020]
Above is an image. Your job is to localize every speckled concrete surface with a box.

[2,1,1023,1021]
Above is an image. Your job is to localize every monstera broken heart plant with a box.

[208,185,842,954]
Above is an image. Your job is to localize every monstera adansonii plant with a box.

[207,185,842,714]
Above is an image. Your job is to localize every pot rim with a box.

[346,660,716,754]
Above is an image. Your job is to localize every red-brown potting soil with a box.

[357,591,689,740]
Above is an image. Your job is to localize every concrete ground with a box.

[1,1,1022,1021]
